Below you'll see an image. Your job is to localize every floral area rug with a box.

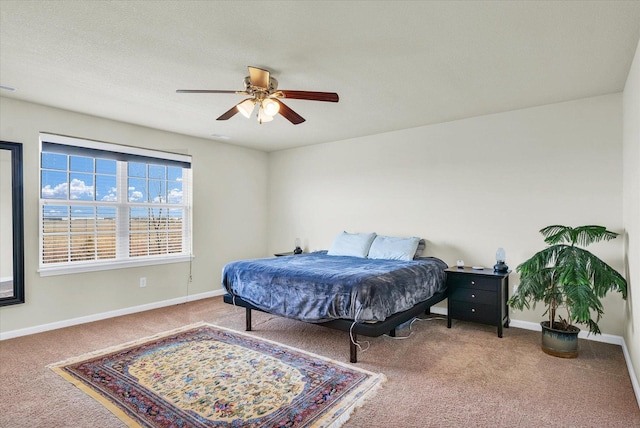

[50,322,385,427]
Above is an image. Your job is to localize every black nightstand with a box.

[446,266,510,337]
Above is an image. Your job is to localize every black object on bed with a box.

[221,251,448,363]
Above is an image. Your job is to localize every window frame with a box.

[38,133,192,277]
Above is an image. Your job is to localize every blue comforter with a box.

[222,251,448,323]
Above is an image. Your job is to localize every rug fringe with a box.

[322,373,387,428]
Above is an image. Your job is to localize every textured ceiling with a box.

[1,1,640,152]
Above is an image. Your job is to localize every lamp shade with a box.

[237,99,256,118]
[258,106,274,123]
[262,98,280,116]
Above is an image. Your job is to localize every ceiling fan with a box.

[176,66,339,125]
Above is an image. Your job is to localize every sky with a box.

[41,153,183,203]
[41,153,184,219]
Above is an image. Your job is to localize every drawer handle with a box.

[471,294,476,298]
[471,308,476,313]
[471,281,475,285]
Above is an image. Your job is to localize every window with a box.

[39,133,192,276]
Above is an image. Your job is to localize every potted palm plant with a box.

[508,225,627,358]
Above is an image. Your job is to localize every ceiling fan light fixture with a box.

[237,99,256,118]
[258,106,274,124]
[262,98,280,116]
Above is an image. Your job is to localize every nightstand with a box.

[446,266,510,337]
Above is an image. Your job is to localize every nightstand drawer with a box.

[449,302,497,325]
[447,274,498,291]
[449,287,496,305]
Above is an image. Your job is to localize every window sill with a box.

[38,255,194,277]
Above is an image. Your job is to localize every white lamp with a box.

[262,98,280,116]
[236,99,256,118]
[494,247,509,273]
[257,105,274,123]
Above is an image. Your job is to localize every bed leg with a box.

[350,334,357,363]
[245,308,252,331]
[389,328,396,337]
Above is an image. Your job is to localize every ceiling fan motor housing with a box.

[244,76,278,93]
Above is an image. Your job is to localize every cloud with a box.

[45,207,67,216]
[69,178,94,200]
[41,182,68,199]
[129,190,144,201]
[100,187,117,202]
[42,179,95,200]
[168,188,183,204]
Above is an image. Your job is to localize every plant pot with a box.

[540,321,580,358]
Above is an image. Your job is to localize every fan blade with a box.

[176,89,247,94]
[216,104,241,121]
[248,66,270,89]
[275,99,305,125]
[279,90,339,102]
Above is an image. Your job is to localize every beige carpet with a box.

[0,296,638,427]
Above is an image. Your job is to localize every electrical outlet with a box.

[139,277,147,288]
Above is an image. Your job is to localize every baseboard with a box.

[0,289,226,341]
[507,318,626,345]
[621,338,640,410]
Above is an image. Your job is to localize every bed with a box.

[221,233,448,362]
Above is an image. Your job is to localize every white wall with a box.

[268,94,627,335]
[623,38,640,390]
[0,97,269,333]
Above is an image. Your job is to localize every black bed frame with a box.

[222,291,447,363]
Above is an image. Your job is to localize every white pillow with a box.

[327,232,377,258]
[368,235,421,261]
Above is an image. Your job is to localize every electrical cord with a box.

[185,252,193,302]
[383,314,447,340]
[349,306,371,353]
